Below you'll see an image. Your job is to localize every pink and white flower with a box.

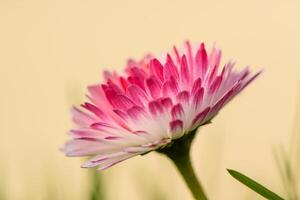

[62,41,261,170]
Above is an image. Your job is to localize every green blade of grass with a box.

[227,169,285,200]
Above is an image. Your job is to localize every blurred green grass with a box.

[273,89,300,200]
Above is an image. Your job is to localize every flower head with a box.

[62,41,261,170]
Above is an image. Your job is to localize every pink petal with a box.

[176,91,190,104]
[113,109,128,120]
[81,151,139,169]
[106,91,135,110]
[195,43,208,78]
[209,75,222,94]
[169,119,183,139]
[148,101,164,116]
[128,76,145,90]
[173,46,181,64]
[124,146,152,153]
[63,139,112,157]
[128,67,147,80]
[104,136,122,140]
[162,76,179,97]
[90,122,116,130]
[126,84,148,106]
[192,107,211,127]
[209,47,222,70]
[170,120,183,131]
[171,103,184,120]
[87,85,110,108]
[207,64,219,86]
[191,78,202,94]
[180,55,190,84]
[192,88,204,110]
[164,54,179,80]
[98,153,140,170]
[119,77,129,91]
[127,106,146,120]
[81,103,107,120]
[206,81,243,121]
[145,76,162,99]
[71,107,97,126]
[69,129,103,139]
[70,128,122,142]
[185,41,194,79]
[160,97,173,109]
[149,58,164,81]
[107,81,123,94]
[240,71,262,91]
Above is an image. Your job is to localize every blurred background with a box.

[1,0,300,199]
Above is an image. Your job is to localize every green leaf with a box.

[227,169,285,200]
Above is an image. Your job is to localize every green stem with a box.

[158,131,208,200]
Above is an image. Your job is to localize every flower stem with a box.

[158,131,208,200]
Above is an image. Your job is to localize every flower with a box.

[62,41,261,170]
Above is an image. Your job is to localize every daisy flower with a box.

[62,41,261,171]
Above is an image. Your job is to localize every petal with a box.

[126,84,148,106]
[81,103,108,121]
[69,129,105,139]
[191,78,202,94]
[87,85,109,108]
[240,71,262,91]
[71,107,97,126]
[169,120,184,139]
[119,77,129,91]
[145,76,162,99]
[128,67,147,80]
[63,139,114,157]
[164,54,179,80]
[207,63,219,85]
[162,76,179,97]
[128,76,145,90]
[171,103,184,120]
[97,152,140,170]
[149,58,164,81]
[176,91,190,104]
[185,41,194,79]
[103,70,114,81]
[113,109,128,120]
[192,107,211,128]
[127,106,146,120]
[107,81,123,94]
[195,43,208,78]
[173,46,181,64]
[208,47,222,70]
[106,92,135,110]
[89,122,131,137]
[180,55,190,84]
[160,97,173,109]
[82,151,140,170]
[192,88,204,110]
[148,101,164,116]
[209,75,222,94]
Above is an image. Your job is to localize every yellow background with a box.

[1,0,300,199]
